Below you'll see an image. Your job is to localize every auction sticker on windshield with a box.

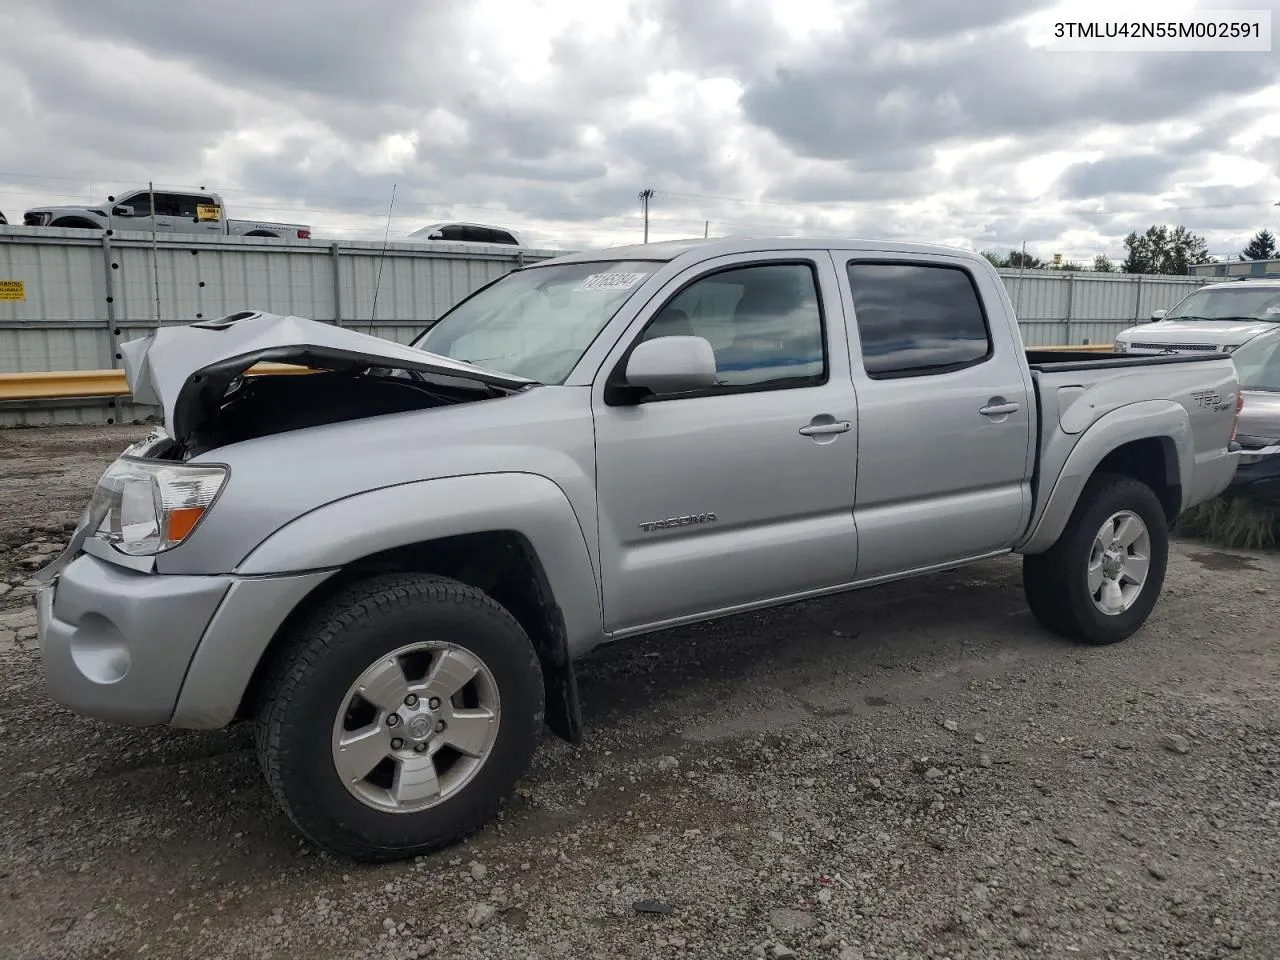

[576,272,646,291]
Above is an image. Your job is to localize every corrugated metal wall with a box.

[0,228,1227,425]
[0,226,555,332]
[997,268,1227,347]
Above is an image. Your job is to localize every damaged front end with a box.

[119,310,535,458]
[36,312,535,581]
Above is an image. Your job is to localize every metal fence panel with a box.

[999,272,1069,325]
[0,228,1239,425]
[0,234,106,323]
[995,268,1223,345]
[112,240,339,326]
[0,226,558,329]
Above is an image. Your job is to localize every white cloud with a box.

[0,0,1277,264]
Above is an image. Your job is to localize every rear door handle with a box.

[799,420,851,436]
[979,401,1020,417]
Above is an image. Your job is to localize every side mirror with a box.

[1149,309,1168,321]
[112,205,135,217]
[623,336,717,396]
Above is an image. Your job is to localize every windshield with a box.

[414,260,661,383]
[1233,332,1280,392]
[1167,286,1280,322]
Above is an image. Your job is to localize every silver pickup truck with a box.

[36,238,1241,862]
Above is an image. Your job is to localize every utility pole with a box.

[639,188,654,243]
[149,180,161,324]
[1015,240,1027,318]
[704,220,709,238]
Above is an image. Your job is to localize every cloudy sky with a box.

[2,0,1278,262]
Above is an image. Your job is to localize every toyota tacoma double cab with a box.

[36,237,1242,862]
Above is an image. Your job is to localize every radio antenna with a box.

[369,183,397,334]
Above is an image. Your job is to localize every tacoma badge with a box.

[639,512,718,532]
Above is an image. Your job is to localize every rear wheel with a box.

[255,573,544,862]
[1023,473,1169,645]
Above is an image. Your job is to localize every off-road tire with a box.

[255,573,544,862]
[1023,473,1169,645]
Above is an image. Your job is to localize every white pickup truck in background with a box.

[1114,277,1280,356]
[22,188,312,240]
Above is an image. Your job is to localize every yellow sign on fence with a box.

[0,280,25,301]
[196,204,222,222]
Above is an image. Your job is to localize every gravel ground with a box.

[1,424,1278,960]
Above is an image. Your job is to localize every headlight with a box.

[85,458,228,556]
[1113,340,1128,353]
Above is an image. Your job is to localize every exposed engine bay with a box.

[180,368,498,457]
[117,311,536,459]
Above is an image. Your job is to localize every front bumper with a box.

[38,553,334,728]
[38,554,231,725]
[1230,448,1280,505]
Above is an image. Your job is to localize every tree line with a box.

[981,227,1277,275]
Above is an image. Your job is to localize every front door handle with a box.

[799,420,852,437]
[979,400,1020,417]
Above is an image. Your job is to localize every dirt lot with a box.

[1,424,1278,960]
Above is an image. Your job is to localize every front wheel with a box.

[1023,473,1169,646]
[255,573,544,862]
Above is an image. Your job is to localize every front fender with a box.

[236,472,604,657]
[1018,400,1192,555]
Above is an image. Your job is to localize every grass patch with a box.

[1177,496,1280,551]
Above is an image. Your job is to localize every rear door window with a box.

[846,262,993,378]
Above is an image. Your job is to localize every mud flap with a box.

[544,657,584,745]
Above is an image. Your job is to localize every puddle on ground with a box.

[1185,550,1262,572]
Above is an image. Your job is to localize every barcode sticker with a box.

[575,272,646,291]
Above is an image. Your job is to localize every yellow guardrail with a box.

[1035,344,1114,352]
[0,347,1115,402]
[0,363,313,401]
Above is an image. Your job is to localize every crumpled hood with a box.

[119,310,533,445]
[1122,318,1279,346]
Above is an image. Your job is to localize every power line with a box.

[0,183,810,234]
[4,167,1274,221]
[2,166,1274,253]
[659,187,1280,217]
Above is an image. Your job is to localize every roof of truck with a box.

[1224,276,1280,286]
[541,236,984,266]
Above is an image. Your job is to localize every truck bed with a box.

[1024,347,1239,546]
[227,219,311,239]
